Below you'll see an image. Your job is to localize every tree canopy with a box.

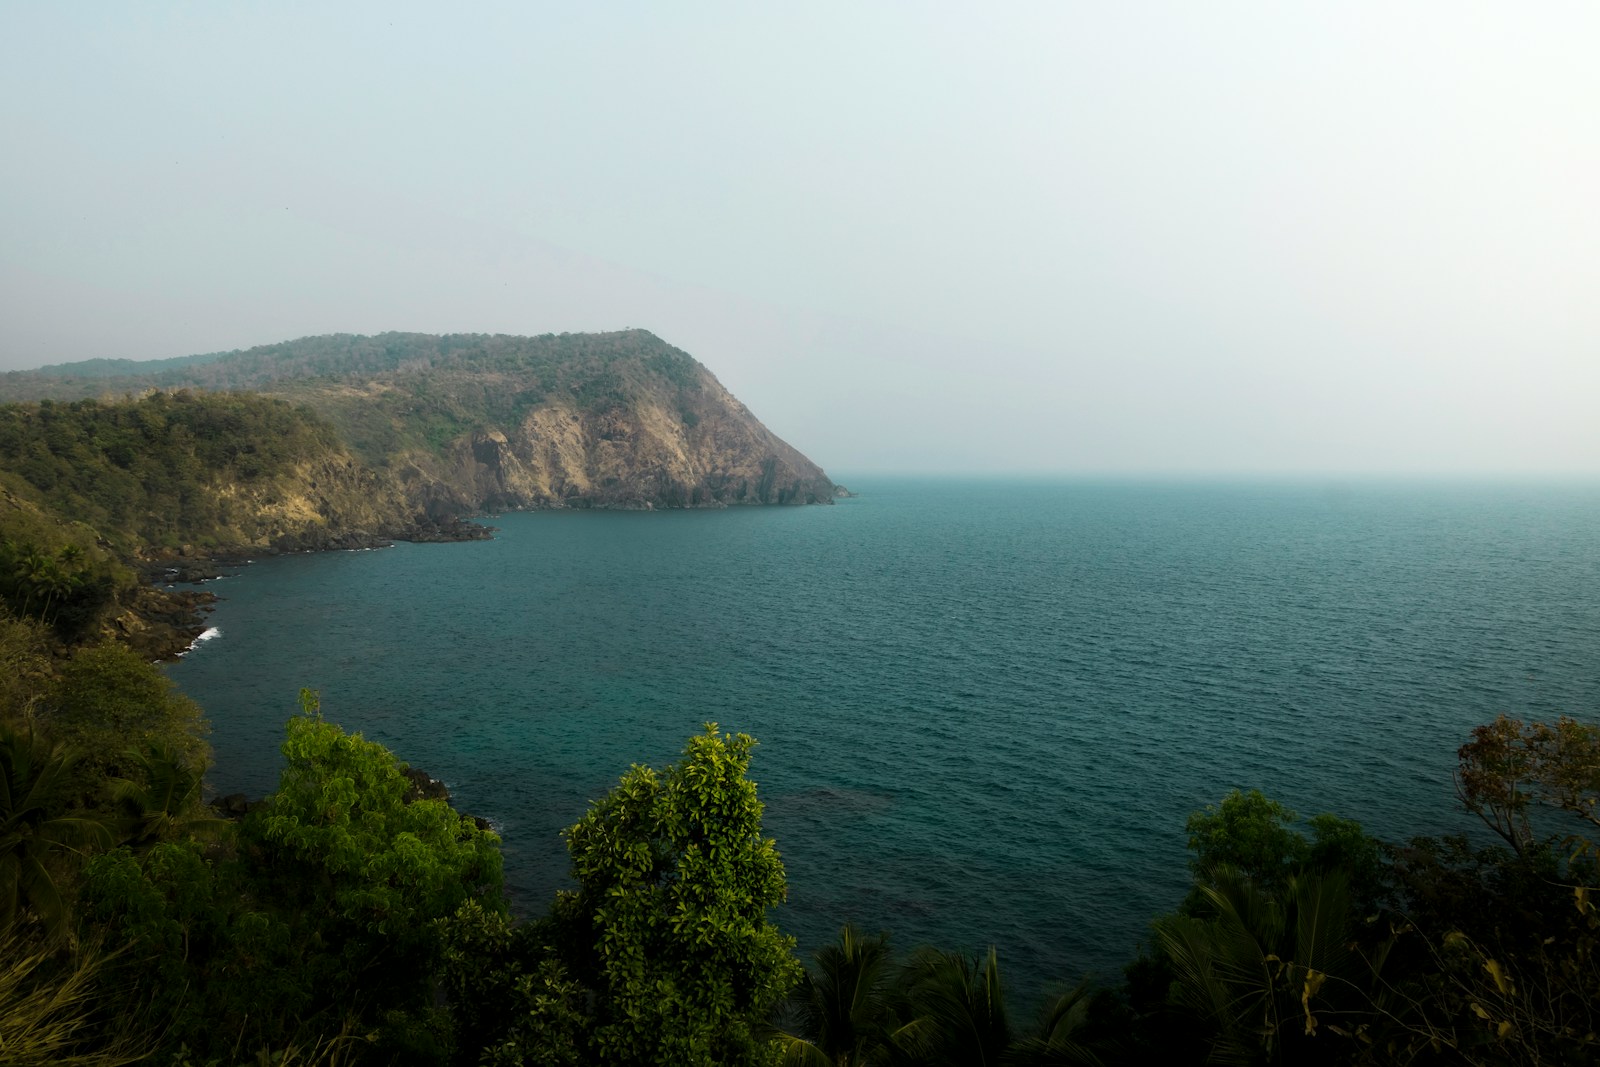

[554,722,802,1065]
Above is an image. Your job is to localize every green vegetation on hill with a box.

[0,504,128,645]
[0,328,839,659]
[0,392,353,552]
[0,389,427,653]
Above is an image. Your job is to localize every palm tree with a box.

[1156,866,1376,1065]
[11,545,50,619]
[110,741,222,848]
[1004,982,1109,1067]
[774,924,900,1066]
[34,559,78,630]
[0,724,113,934]
[894,946,1013,1067]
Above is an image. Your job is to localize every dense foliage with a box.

[553,724,801,1064]
[0,492,132,644]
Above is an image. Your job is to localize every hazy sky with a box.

[2,4,1596,476]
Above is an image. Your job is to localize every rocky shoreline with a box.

[128,517,495,660]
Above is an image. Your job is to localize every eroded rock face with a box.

[114,584,217,660]
[380,347,838,512]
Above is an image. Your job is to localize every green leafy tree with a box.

[83,694,507,1063]
[435,900,589,1067]
[1185,789,1386,914]
[1186,790,1310,894]
[252,690,505,946]
[555,722,802,1065]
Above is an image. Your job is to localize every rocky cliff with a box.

[379,365,836,514]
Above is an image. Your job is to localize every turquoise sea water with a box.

[166,479,1600,1005]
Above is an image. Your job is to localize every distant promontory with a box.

[0,330,844,654]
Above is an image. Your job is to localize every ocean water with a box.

[166,478,1600,1006]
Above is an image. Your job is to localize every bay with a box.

[166,478,1600,1005]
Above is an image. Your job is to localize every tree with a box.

[555,722,802,1065]
[1185,789,1386,914]
[1006,982,1113,1067]
[248,691,505,1060]
[46,641,209,801]
[1156,867,1389,1066]
[1380,714,1600,1064]
[894,947,1013,1067]
[108,740,224,848]
[1456,714,1600,856]
[772,924,900,1067]
[252,690,504,946]
[0,724,112,934]
[1186,790,1309,894]
[81,693,509,1063]
[434,900,589,1067]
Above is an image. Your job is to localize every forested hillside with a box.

[0,390,447,656]
[0,391,411,555]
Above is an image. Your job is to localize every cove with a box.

[167,478,1600,1004]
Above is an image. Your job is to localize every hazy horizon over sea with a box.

[167,477,1600,1007]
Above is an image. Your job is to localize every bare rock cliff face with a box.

[203,455,412,551]
[390,362,837,512]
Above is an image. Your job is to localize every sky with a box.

[2,3,1596,477]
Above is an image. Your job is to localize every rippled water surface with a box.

[167,479,1600,1005]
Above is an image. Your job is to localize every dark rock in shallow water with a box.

[270,528,394,554]
[403,767,451,804]
[402,518,495,543]
[401,769,494,831]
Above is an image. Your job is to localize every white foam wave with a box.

[176,627,222,656]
